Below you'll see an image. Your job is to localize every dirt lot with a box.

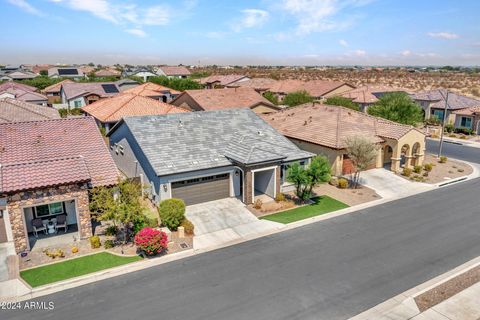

[313,183,381,206]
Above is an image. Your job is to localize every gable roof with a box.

[109,109,312,176]
[1,87,48,103]
[172,87,279,111]
[48,67,84,78]
[42,79,74,94]
[262,103,424,149]
[227,78,278,91]
[157,66,191,76]
[341,85,410,104]
[268,80,354,97]
[199,75,249,86]
[124,82,180,96]
[0,117,118,193]
[0,98,60,123]
[82,93,188,123]
[0,81,36,92]
[453,106,480,116]
[2,70,38,80]
[62,82,120,100]
[410,89,480,110]
[95,68,121,77]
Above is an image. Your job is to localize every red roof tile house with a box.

[0,117,118,253]
[199,75,250,89]
[453,106,480,134]
[170,87,281,114]
[340,85,410,112]
[60,82,121,108]
[0,98,60,123]
[156,66,191,79]
[262,103,426,175]
[267,80,355,101]
[124,82,181,103]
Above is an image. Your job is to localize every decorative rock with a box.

[178,226,185,238]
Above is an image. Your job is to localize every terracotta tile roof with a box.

[124,82,180,96]
[95,68,121,77]
[453,106,480,116]
[268,80,353,97]
[1,87,48,103]
[262,103,423,149]
[0,117,118,193]
[157,66,191,76]
[0,98,60,123]
[410,89,480,110]
[199,75,249,86]
[0,81,36,92]
[42,79,74,94]
[228,78,278,91]
[341,85,410,104]
[62,82,120,100]
[174,87,278,111]
[82,92,188,123]
[30,64,53,74]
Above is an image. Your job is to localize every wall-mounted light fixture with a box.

[163,184,168,192]
[235,171,240,177]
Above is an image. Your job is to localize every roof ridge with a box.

[5,98,56,119]
[1,155,85,167]
[0,115,93,126]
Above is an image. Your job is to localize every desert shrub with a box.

[338,178,349,189]
[454,127,474,135]
[180,219,195,235]
[460,135,468,140]
[448,134,457,138]
[422,172,429,177]
[439,156,448,163]
[275,193,286,202]
[43,249,65,259]
[158,198,185,231]
[402,167,413,177]
[104,240,114,249]
[89,236,101,249]
[444,123,455,133]
[71,246,79,254]
[254,198,263,209]
[134,227,168,256]
[329,176,339,187]
[458,168,465,173]
[424,163,433,172]
[413,165,422,174]
[105,225,118,236]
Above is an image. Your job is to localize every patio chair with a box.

[55,214,68,233]
[31,218,47,238]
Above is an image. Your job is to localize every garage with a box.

[171,173,230,205]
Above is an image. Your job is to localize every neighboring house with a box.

[262,103,426,175]
[171,87,281,114]
[340,85,410,112]
[124,82,181,102]
[0,98,60,123]
[452,106,480,134]
[60,82,121,108]
[82,92,188,132]
[48,67,85,80]
[0,117,118,253]
[41,79,74,105]
[267,80,355,101]
[79,65,95,75]
[115,79,140,91]
[226,78,279,94]
[0,70,38,81]
[26,64,53,75]
[122,67,157,82]
[0,81,36,93]
[410,89,480,123]
[156,66,191,79]
[107,109,313,206]
[0,87,48,106]
[199,75,250,89]
[95,68,121,78]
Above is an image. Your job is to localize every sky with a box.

[1,0,480,66]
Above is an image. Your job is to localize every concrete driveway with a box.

[186,198,283,249]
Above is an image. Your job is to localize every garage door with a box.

[171,173,230,205]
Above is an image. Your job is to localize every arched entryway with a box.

[412,142,421,166]
[400,144,411,168]
[383,145,393,168]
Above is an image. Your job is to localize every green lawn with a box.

[260,196,349,224]
[20,252,142,288]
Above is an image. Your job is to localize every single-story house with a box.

[82,92,188,132]
[94,68,121,78]
[156,66,191,79]
[0,98,60,123]
[452,106,480,134]
[41,79,74,105]
[0,70,38,81]
[0,81,37,93]
[226,77,279,94]
[48,67,85,80]
[0,117,119,253]
[199,75,250,89]
[171,87,282,114]
[267,80,355,101]
[122,67,157,82]
[340,85,410,112]
[115,79,140,91]
[60,82,121,108]
[123,82,181,103]
[0,87,48,106]
[262,103,426,175]
[107,109,313,206]
[410,89,480,124]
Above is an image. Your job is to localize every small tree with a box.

[325,96,360,111]
[287,156,331,201]
[345,136,378,188]
[263,91,279,105]
[158,198,186,230]
[283,90,314,107]
[367,92,423,125]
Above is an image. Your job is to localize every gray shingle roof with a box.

[118,109,313,176]
[410,89,480,110]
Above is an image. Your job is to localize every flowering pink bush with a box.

[134,227,168,256]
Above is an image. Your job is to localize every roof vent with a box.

[257,130,264,136]
[178,120,183,127]
[167,163,174,168]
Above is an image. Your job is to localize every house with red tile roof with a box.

[0,98,60,123]
[453,106,480,134]
[340,85,410,112]
[156,66,191,79]
[226,78,278,93]
[262,103,426,175]
[94,68,121,78]
[0,84,48,106]
[170,87,282,114]
[82,92,188,131]
[267,79,355,101]
[199,75,250,89]
[123,82,180,102]
[0,117,118,253]
[41,79,74,105]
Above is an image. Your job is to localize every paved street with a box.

[4,144,480,320]
[426,138,480,164]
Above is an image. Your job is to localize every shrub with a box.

[132,214,159,234]
[180,219,195,235]
[424,163,433,172]
[134,227,168,256]
[460,135,468,140]
[454,127,474,135]
[158,198,185,231]
[458,168,465,173]
[413,165,422,174]
[43,249,65,259]
[89,236,101,249]
[448,134,457,138]
[422,172,429,177]
[329,176,339,187]
[275,193,286,202]
[338,178,349,189]
[402,167,413,177]
[444,123,455,133]
[71,246,79,254]
[105,225,118,236]
[104,240,114,249]
[253,199,263,209]
[439,156,448,163]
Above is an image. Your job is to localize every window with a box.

[34,202,65,218]
[74,100,82,108]
[460,117,472,128]
[432,109,445,121]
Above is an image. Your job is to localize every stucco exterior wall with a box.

[288,138,344,175]
[251,104,280,114]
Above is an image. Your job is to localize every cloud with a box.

[339,39,349,47]
[354,49,366,56]
[427,32,459,39]
[125,28,147,38]
[6,0,44,16]
[233,9,269,32]
[401,50,411,56]
[142,6,170,26]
